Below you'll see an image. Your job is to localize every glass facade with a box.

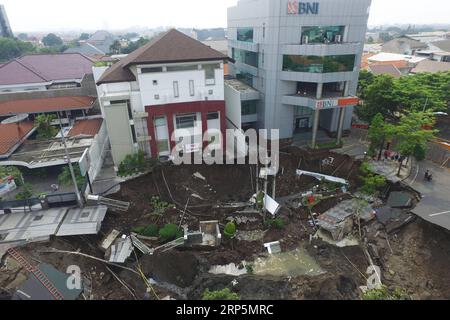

[232,48,259,68]
[301,26,345,44]
[282,55,356,73]
[237,27,254,42]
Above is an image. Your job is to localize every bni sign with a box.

[287,1,320,15]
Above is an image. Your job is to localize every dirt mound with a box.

[141,251,199,288]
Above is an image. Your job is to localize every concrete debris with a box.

[314,230,359,248]
[296,169,349,185]
[193,172,206,181]
[387,191,414,208]
[264,193,281,216]
[227,215,259,225]
[56,206,108,236]
[375,206,415,233]
[199,221,222,246]
[108,236,133,263]
[316,200,356,241]
[100,229,121,251]
[130,235,153,255]
[259,167,278,179]
[264,241,282,255]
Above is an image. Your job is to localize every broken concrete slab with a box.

[375,206,415,234]
[264,241,282,254]
[108,236,133,263]
[56,206,108,236]
[296,169,349,185]
[100,229,121,251]
[387,191,414,209]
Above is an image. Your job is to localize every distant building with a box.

[0,5,13,38]
[94,29,229,166]
[411,60,450,74]
[65,30,117,56]
[382,36,427,55]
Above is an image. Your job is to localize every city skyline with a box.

[1,0,449,33]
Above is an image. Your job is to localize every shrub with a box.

[266,217,285,229]
[118,150,148,177]
[34,114,59,139]
[149,196,175,215]
[359,162,387,195]
[363,285,409,300]
[58,165,85,189]
[245,264,254,274]
[0,166,23,186]
[255,192,264,211]
[15,183,33,200]
[159,224,183,242]
[132,224,159,237]
[224,221,236,238]
[202,288,240,301]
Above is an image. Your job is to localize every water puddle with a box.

[253,247,325,277]
[209,246,324,278]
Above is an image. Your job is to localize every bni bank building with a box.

[226,0,371,146]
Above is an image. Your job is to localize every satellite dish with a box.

[1,113,29,124]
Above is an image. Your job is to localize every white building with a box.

[94,29,229,167]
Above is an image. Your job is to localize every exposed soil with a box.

[2,149,450,300]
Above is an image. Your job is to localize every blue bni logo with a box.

[288,1,320,15]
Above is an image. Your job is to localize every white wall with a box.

[224,84,242,129]
[136,62,224,109]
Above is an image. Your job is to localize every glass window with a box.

[142,67,163,73]
[207,112,219,120]
[232,48,259,68]
[301,26,345,44]
[282,55,356,73]
[154,116,166,127]
[242,101,257,115]
[237,27,254,42]
[189,80,195,96]
[173,81,179,98]
[236,72,253,87]
[167,65,198,72]
[176,114,196,129]
[157,140,169,153]
[203,64,219,83]
[130,125,137,144]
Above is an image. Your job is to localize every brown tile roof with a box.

[97,29,230,85]
[368,64,402,78]
[67,118,103,137]
[0,96,95,116]
[0,53,95,86]
[0,121,35,156]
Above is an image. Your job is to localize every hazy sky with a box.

[2,0,450,32]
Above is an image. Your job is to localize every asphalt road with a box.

[410,160,450,230]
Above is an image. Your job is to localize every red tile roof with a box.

[0,96,95,116]
[97,29,230,85]
[0,53,94,86]
[67,118,103,137]
[0,121,35,156]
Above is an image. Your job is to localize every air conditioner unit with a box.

[334,35,342,43]
[301,35,309,44]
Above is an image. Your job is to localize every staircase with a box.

[7,248,64,300]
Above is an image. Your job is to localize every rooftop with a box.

[368,52,427,64]
[411,60,450,74]
[0,121,35,156]
[67,118,103,138]
[368,64,402,78]
[97,29,229,85]
[0,53,95,86]
[0,96,95,116]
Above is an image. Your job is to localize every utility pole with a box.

[57,112,83,207]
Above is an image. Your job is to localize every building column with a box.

[166,112,175,151]
[316,83,323,99]
[147,114,158,159]
[336,107,346,145]
[311,108,320,148]
[344,81,350,96]
[201,111,208,149]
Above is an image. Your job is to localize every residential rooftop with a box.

[97,29,229,85]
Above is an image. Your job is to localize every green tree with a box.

[79,33,90,41]
[357,69,375,100]
[58,165,85,189]
[122,37,150,54]
[34,114,59,139]
[110,40,122,55]
[356,75,399,123]
[202,288,240,301]
[359,162,387,195]
[0,38,36,61]
[368,113,395,160]
[15,183,33,200]
[42,33,63,47]
[395,111,438,176]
